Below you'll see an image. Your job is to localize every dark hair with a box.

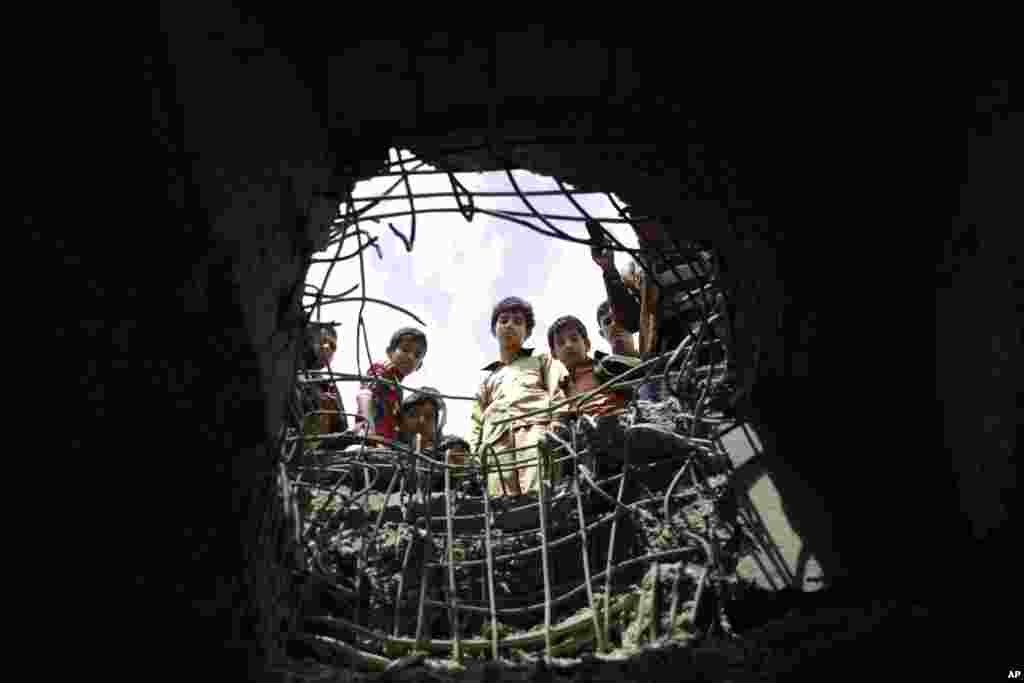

[439,435,471,452]
[400,386,446,432]
[387,327,428,368]
[303,322,338,370]
[490,297,535,338]
[547,315,588,350]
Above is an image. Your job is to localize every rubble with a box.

[279,158,847,677]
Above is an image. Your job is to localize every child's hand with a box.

[379,359,403,378]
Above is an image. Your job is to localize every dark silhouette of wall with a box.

[66,11,1015,678]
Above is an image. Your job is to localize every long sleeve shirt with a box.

[602,266,642,333]
[468,348,569,453]
[603,252,717,331]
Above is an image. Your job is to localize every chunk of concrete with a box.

[717,421,838,592]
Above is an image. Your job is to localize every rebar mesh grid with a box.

[281,146,780,670]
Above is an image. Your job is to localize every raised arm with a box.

[602,266,641,333]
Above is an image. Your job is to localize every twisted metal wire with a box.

[284,145,763,667]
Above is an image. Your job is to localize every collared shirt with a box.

[469,347,569,451]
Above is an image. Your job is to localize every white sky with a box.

[305,149,639,441]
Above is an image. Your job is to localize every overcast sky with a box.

[305,149,639,441]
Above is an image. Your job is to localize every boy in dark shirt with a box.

[590,214,728,400]
[300,322,348,449]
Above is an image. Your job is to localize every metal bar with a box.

[393,148,418,251]
[479,450,499,659]
[421,547,702,617]
[309,237,381,263]
[392,532,413,637]
[536,444,553,658]
[332,205,639,227]
[602,431,630,651]
[503,167,577,242]
[414,436,432,646]
[573,470,605,653]
[444,450,462,662]
[651,560,661,641]
[393,436,421,638]
[349,188,612,203]
[317,296,426,326]
[667,564,683,636]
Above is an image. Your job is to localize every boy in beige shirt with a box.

[469,297,568,496]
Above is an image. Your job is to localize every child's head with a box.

[547,315,590,369]
[304,322,338,370]
[386,327,427,376]
[490,297,534,347]
[439,435,470,458]
[399,387,445,447]
[596,301,636,354]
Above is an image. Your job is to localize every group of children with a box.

[299,288,647,499]
[468,296,645,496]
[299,295,643,499]
[300,215,725,500]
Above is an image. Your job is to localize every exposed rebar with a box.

[285,144,776,664]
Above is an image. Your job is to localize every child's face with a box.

[495,311,527,349]
[553,326,590,369]
[400,400,436,447]
[319,333,337,367]
[388,336,425,376]
[600,313,631,348]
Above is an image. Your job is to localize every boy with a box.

[396,387,446,494]
[397,386,446,451]
[594,300,660,401]
[295,322,348,519]
[595,300,641,358]
[300,322,348,449]
[354,327,428,442]
[469,297,569,497]
[439,435,470,467]
[547,314,636,418]
[591,214,725,360]
[436,435,472,492]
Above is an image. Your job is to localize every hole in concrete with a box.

[304,148,639,438]
[283,144,798,673]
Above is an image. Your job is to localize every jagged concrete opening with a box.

[286,150,842,676]
[101,14,1018,680]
